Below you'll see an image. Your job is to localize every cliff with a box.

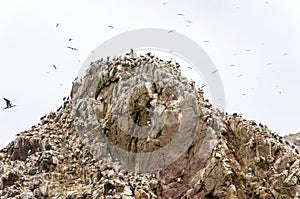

[1,52,300,198]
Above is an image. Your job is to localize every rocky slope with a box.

[1,52,300,198]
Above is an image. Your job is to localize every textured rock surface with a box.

[1,53,300,198]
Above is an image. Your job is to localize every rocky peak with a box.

[1,53,300,198]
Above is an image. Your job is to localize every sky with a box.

[0,0,300,148]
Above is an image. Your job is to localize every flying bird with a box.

[203,40,210,43]
[162,2,166,5]
[68,38,73,42]
[53,65,57,69]
[177,13,184,16]
[66,46,78,51]
[238,74,243,78]
[282,53,288,56]
[3,98,15,109]
[245,49,251,52]
[186,20,192,23]
[168,29,176,33]
[56,23,59,28]
[211,70,218,74]
[108,25,114,28]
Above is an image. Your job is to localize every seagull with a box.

[56,23,59,28]
[3,98,15,109]
[108,25,114,28]
[53,65,57,69]
[168,29,176,33]
[66,46,78,51]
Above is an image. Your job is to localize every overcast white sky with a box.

[1,0,300,148]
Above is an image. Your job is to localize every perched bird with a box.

[108,25,114,28]
[66,46,78,51]
[3,98,15,109]
[53,65,57,69]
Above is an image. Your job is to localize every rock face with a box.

[1,53,300,198]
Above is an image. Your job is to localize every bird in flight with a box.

[108,25,114,28]
[68,38,73,42]
[3,98,15,109]
[53,65,57,69]
[162,2,166,5]
[186,20,192,23]
[177,13,184,16]
[211,70,218,74]
[56,23,59,28]
[168,29,176,33]
[66,46,78,51]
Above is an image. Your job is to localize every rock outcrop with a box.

[1,52,300,198]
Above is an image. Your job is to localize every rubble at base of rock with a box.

[1,53,300,198]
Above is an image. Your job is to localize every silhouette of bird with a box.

[108,25,114,28]
[3,98,15,109]
[177,13,184,16]
[168,29,175,33]
[66,46,78,51]
[69,38,73,42]
[56,23,59,28]
[162,2,166,5]
[53,65,57,69]
[211,70,218,74]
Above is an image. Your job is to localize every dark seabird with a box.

[69,38,73,42]
[66,46,78,51]
[177,13,184,16]
[56,23,59,28]
[3,98,15,109]
[108,25,114,28]
[53,64,57,69]
[211,70,218,74]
